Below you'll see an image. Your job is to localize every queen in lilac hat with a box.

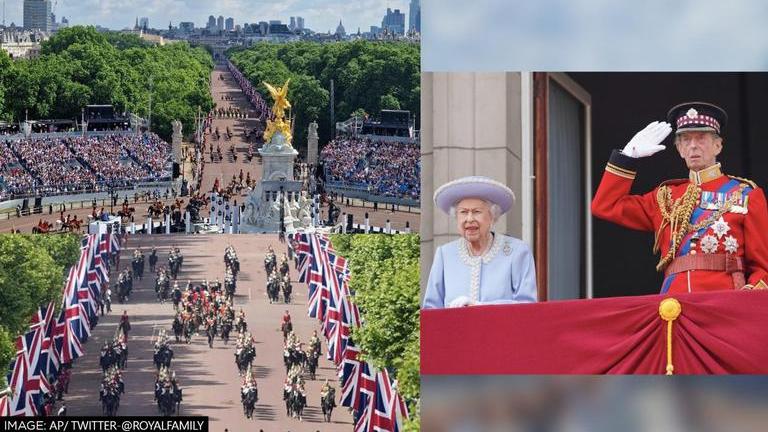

[423,176,537,309]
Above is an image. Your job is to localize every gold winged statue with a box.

[263,80,293,145]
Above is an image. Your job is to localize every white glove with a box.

[621,121,672,158]
[448,296,473,308]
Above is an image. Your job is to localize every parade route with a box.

[64,234,354,430]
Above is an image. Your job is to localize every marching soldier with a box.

[592,102,768,294]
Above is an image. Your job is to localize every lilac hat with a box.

[433,176,515,215]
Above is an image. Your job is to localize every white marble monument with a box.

[240,80,313,233]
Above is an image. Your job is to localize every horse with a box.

[224,278,236,302]
[282,281,292,304]
[183,320,194,345]
[100,389,120,417]
[149,250,158,272]
[307,348,320,380]
[220,320,232,345]
[283,346,306,375]
[155,271,171,303]
[267,278,280,304]
[264,255,276,275]
[321,389,336,422]
[156,385,181,416]
[241,386,258,419]
[100,347,119,372]
[235,345,256,375]
[235,316,247,334]
[172,288,182,311]
[131,255,144,280]
[117,345,128,369]
[281,321,293,343]
[153,345,174,370]
[172,316,184,343]
[284,388,306,420]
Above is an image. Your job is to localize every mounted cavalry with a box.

[320,379,337,422]
[155,267,172,303]
[154,366,182,416]
[168,247,184,279]
[116,269,133,303]
[283,378,307,421]
[267,272,281,304]
[99,366,124,417]
[234,332,257,376]
[264,246,277,275]
[240,365,259,419]
[148,247,158,272]
[224,245,240,277]
[99,331,128,372]
[131,249,145,280]
[153,330,174,370]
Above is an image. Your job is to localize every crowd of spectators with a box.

[68,136,149,182]
[8,137,98,195]
[320,136,420,199]
[0,133,172,201]
[121,133,171,175]
[0,145,36,200]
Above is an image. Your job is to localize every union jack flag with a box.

[307,234,327,319]
[7,329,51,416]
[355,368,409,432]
[58,266,88,363]
[355,362,377,415]
[109,232,122,256]
[0,394,8,416]
[353,363,377,432]
[294,233,311,283]
[29,302,57,380]
[340,343,361,408]
[326,248,351,283]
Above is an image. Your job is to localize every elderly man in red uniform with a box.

[592,102,768,294]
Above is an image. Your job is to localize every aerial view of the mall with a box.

[0,1,420,431]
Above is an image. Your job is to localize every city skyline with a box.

[2,0,411,34]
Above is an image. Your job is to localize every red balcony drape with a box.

[421,290,768,374]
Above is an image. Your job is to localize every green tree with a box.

[40,26,109,55]
[4,26,214,140]
[328,234,421,428]
[0,235,79,382]
[0,234,79,385]
[380,94,401,110]
[228,40,420,152]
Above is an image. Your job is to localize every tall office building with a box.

[409,0,420,32]
[289,16,296,31]
[225,17,234,31]
[179,22,195,33]
[217,15,224,31]
[207,15,216,30]
[382,8,405,35]
[296,17,305,30]
[23,0,52,32]
[139,17,149,30]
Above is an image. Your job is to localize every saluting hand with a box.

[621,121,672,158]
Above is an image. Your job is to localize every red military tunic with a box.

[592,150,768,294]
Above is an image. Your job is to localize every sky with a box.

[423,0,768,71]
[2,0,412,34]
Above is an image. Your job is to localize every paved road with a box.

[64,234,354,431]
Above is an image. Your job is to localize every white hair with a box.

[449,198,501,223]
